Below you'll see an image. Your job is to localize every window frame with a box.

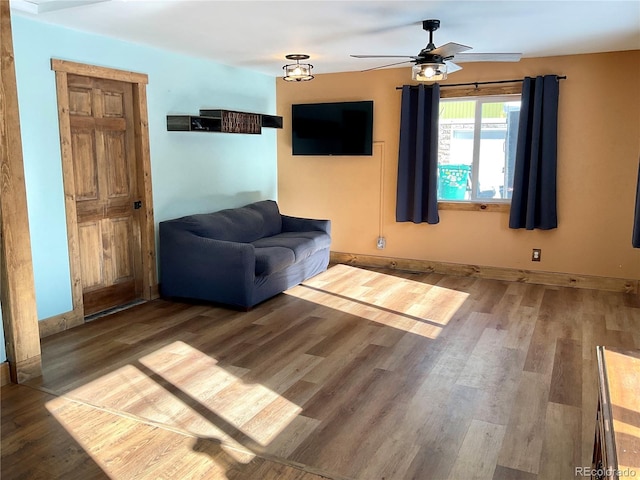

[438,84,522,212]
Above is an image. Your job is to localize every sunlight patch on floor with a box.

[45,395,248,478]
[51,341,304,468]
[286,264,469,339]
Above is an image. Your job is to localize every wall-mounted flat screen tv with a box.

[291,100,373,156]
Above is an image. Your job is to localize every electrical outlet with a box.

[376,236,386,249]
[532,248,541,261]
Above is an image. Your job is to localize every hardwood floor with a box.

[3,264,639,479]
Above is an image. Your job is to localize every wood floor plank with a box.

[548,338,583,407]
[447,419,507,480]
[496,371,550,474]
[296,345,389,423]
[260,414,321,458]
[356,435,422,480]
[537,402,582,480]
[503,305,538,351]
[429,311,493,381]
[290,368,408,477]
[492,465,538,480]
[523,319,560,376]
[402,384,483,480]
[456,327,510,389]
[301,323,387,386]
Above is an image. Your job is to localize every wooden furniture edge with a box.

[330,252,639,294]
[595,346,619,477]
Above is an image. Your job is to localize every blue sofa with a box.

[159,200,331,309]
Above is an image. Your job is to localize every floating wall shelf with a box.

[167,109,283,134]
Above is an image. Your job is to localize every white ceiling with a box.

[10,0,640,77]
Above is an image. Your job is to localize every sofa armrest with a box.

[159,222,256,306]
[281,215,331,235]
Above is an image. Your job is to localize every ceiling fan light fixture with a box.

[412,62,447,82]
[283,54,314,82]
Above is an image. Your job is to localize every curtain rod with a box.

[395,76,567,90]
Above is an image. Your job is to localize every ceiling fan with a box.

[351,19,522,81]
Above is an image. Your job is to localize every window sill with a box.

[438,201,510,212]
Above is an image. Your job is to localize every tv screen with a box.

[291,101,373,156]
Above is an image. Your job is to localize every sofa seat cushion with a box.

[252,231,331,262]
[254,246,296,276]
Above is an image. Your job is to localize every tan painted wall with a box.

[277,51,640,280]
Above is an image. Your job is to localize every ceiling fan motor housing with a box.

[416,53,445,65]
[423,19,440,32]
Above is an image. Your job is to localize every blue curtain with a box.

[633,156,640,248]
[509,75,560,230]
[396,84,440,224]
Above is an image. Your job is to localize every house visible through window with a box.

[437,95,521,202]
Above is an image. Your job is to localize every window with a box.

[437,95,521,203]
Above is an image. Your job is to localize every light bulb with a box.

[412,63,447,82]
[423,66,436,78]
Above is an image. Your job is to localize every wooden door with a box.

[67,74,143,316]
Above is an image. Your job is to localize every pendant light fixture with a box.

[283,54,314,82]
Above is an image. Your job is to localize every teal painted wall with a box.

[11,15,278,321]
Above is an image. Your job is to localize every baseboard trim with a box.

[1,362,10,386]
[330,251,639,294]
[39,308,84,338]
[38,297,154,338]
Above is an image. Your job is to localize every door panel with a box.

[78,221,104,289]
[67,74,142,316]
[71,130,98,200]
[103,91,124,117]
[68,87,93,116]
[111,217,135,281]
[104,130,129,198]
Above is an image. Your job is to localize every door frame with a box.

[1,2,42,383]
[52,59,158,325]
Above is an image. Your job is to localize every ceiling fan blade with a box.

[358,20,422,36]
[431,42,472,58]
[351,54,418,59]
[453,53,522,63]
[445,61,463,74]
[360,60,415,72]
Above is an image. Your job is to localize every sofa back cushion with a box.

[176,200,282,243]
[246,200,282,237]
